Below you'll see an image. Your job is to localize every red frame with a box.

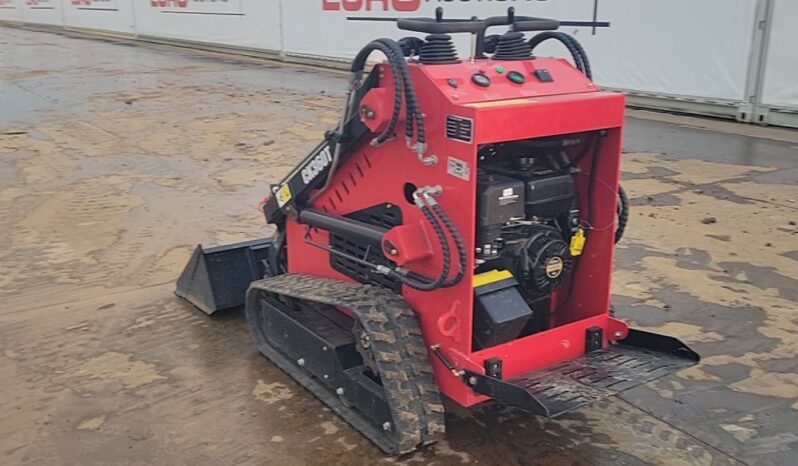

[285,58,628,407]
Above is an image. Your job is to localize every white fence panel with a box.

[280,0,597,60]
[0,0,24,22]
[282,0,757,103]
[20,0,63,25]
[63,0,136,34]
[760,0,798,110]
[133,0,282,51]
[537,0,758,102]
[0,0,793,124]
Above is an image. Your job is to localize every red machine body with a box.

[285,57,628,407]
[176,11,699,454]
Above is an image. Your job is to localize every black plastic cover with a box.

[473,277,534,349]
[476,173,525,258]
[524,173,575,218]
[477,174,524,223]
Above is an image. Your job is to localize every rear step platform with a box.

[465,329,699,417]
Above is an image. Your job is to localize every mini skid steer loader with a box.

[176,8,699,455]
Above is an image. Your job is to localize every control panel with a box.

[418,57,596,105]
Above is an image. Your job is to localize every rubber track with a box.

[246,273,445,455]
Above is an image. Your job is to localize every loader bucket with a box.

[175,238,273,315]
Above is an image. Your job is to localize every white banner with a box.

[135,0,281,51]
[64,0,135,33]
[282,0,597,60]
[0,0,23,22]
[283,0,757,102]
[148,0,242,15]
[760,0,798,110]
[70,0,118,11]
[20,0,63,25]
[0,0,793,114]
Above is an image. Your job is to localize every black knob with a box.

[472,73,491,88]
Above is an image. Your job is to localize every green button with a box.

[495,66,504,74]
[507,71,525,84]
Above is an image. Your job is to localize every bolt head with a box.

[614,331,623,339]
[297,358,305,367]
[468,376,478,386]
[382,422,392,431]
[336,387,344,396]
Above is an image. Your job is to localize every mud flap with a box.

[464,329,699,417]
[175,238,272,315]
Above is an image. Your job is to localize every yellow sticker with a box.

[275,184,292,207]
[570,228,586,257]
[473,269,514,288]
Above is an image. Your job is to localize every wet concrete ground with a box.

[1,26,796,466]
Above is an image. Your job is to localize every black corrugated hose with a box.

[396,195,466,291]
[528,33,630,242]
[528,31,592,79]
[431,204,466,287]
[616,184,629,244]
[374,38,425,147]
[393,204,452,291]
[351,40,405,145]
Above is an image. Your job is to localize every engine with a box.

[472,135,586,349]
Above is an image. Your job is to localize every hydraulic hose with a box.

[616,184,629,244]
[430,203,466,288]
[373,38,420,146]
[529,31,592,80]
[374,38,426,149]
[389,196,451,291]
[351,39,405,146]
[311,39,410,204]
[397,194,465,290]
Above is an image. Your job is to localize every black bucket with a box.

[175,238,273,315]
